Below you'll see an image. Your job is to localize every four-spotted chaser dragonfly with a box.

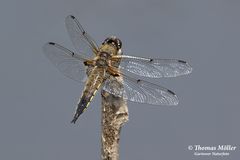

[43,15,192,123]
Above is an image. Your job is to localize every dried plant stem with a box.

[101,87,129,160]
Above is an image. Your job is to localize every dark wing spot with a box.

[178,60,187,64]
[49,42,55,45]
[167,89,176,95]
[71,52,74,57]
[70,15,75,19]
[137,79,141,83]
[83,61,88,66]
[149,59,153,62]
[82,31,86,35]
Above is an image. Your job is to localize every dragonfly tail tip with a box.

[71,119,76,124]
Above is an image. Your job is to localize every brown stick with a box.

[101,79,129,160]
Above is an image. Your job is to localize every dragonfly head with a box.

[102,36,122,50]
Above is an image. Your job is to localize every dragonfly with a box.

[43,15,192,124]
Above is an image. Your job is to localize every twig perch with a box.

[101,77,129,160]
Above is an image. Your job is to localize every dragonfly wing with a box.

[43,42,88,83]
[103,74,179,105]
[112,55,192,78]
[65,15,99,57]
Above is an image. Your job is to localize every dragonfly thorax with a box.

[96,52,111,67]
[99,51,111,59]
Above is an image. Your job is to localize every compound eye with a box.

[102,38,110,45]
[103,37,121,49]
[117,40,122,49]
[108,39,114,44]
[107,39,117,48]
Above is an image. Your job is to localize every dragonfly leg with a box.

[107,66,120,77]
[84,60,95,66]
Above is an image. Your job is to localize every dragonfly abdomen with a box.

[71,68,105,123]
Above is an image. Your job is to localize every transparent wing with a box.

[42,42,88,83]
[103,74,179,105]
[112,55,192,78]
[65,15,99,57]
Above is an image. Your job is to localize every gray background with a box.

[0,0,239,159]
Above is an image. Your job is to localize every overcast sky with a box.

[0,0,240,159]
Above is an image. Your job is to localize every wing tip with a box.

[167,89,179,106]
[170,98,179,106]
[65,15,76,24]
[172,99,179,105]
[42,42,56,54]
[186,63,193,74]
[66,15,75,19]
[178,60,193,75]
